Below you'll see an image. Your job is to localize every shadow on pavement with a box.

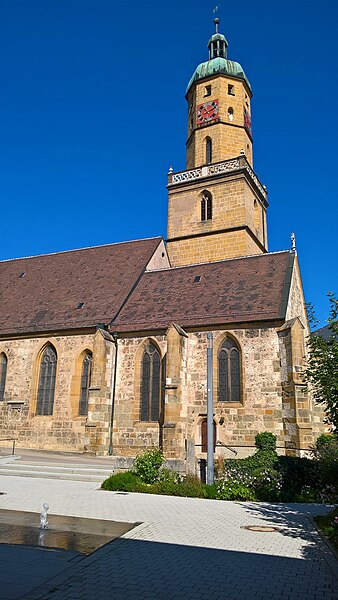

[21,533,338,600]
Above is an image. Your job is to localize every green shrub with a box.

[216,481,256,501]
[223,448,278,480]
[315,507,338,553]
[316,433,338,451]
[318,485,338,504]
[277,456,318,501]
[158,467,182,484]
[101,471,147,492]
[313,434,338,488]
[204,483,218,499]
[133,448,164,484]
[175,475,209,498]
[255,432,277,451]
[252,467,282,501]
[294,485,319,503]
[315,434,338,463]
[216,446,279,500]
[152,475,207,498]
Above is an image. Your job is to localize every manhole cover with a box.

[242,525,280,532]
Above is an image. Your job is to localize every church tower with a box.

[167,19,268,267]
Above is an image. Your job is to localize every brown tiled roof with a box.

[0,238,162,335]
[113,251,292,332]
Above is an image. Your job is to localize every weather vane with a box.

[213,4,221,32]
[291,232,296,252]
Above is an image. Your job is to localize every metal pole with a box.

[108,334,118,456]
[207,332,214,485]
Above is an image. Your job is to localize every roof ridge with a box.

[146,249,291,274]
[0,236,163,264]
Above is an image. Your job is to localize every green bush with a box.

[174,475,209,498]
[222,448,278,484]
[216,481,256,501]
[316,433,338,451]
[313,434,338,489]
[152,475,211,498]
[294,485,319,503]
[277,456,318,501]
[101,471,147,492]
[318,484,338,504]
[255,432,277,451]
[252,467,282,501]
[204,483,218,499]
[314,434,338,464]
[158,467,182,484]
[133,448,164,484]
[315,507,338,553]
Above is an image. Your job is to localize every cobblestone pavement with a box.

[0,476,337,600]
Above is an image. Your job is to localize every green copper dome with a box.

[186,57,251,94]
[186,18,251,95]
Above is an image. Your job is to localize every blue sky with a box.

[0,0,337,326]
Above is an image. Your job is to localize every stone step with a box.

[1,462,113,475]
[0,460,114,482]
[0,466,111,482]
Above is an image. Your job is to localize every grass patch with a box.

[314,507,338,554]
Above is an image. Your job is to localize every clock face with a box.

[196,99,219,126]
[244,107,252,136]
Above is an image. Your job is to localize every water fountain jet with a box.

[39,503,49,529]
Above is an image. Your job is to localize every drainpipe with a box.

[108,331,118,456]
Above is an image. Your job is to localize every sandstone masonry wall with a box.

[0,333,94,451]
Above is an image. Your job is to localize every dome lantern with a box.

[208,18,228,59]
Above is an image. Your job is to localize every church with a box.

[0,20,324,471]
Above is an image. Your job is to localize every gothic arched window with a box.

[79,352,92,416]
[201,192,212,221]
[206,137,212,164]
[218,337,241,403]
[36,345,57,416]
[140,343,161,422]
[0,353,8,401]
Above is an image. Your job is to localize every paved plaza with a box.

[0,475,337,600]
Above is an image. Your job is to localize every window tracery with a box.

[79,352,92,416]
[218,337,241,403]
[36,345,57,416]
[0,353,7,401]
[140,343,161,422]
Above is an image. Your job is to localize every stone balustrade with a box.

[168,156,267,200]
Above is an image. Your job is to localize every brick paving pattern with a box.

[0,477,337,599]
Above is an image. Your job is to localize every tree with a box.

[305,292,338,431]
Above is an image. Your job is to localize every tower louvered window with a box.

[0,353,7,401]
[79,352,92,416]
[140,343,161,421]
[36,345,57,416]
[218,338,241,402]
[206,137,212,164]
[201,192,212,221]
